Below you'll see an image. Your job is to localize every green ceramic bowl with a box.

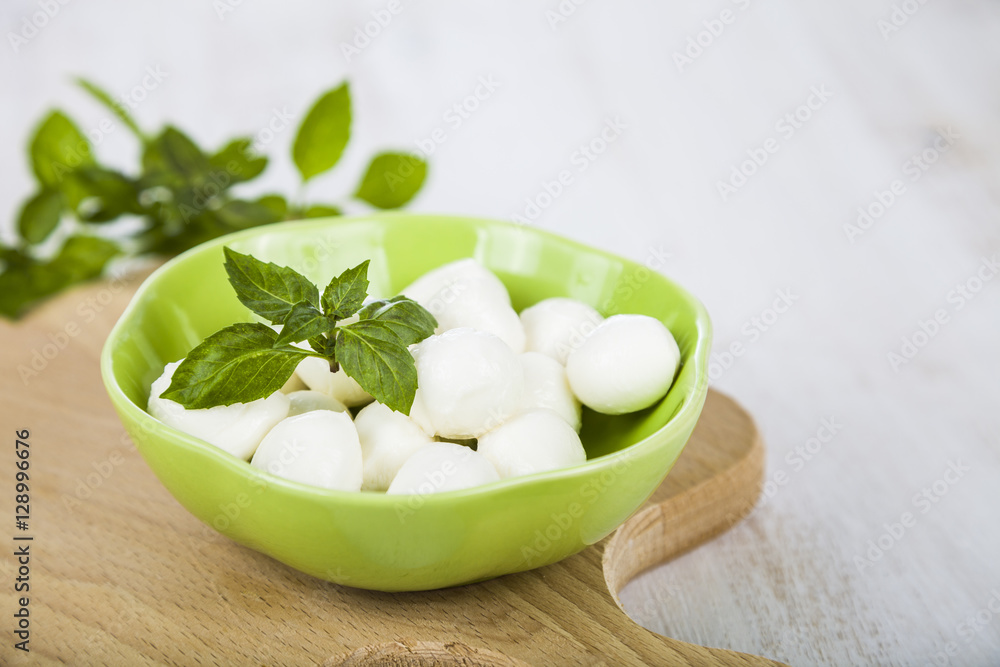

[100,214,711,592]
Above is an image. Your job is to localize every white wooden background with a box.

[3,1,1000,665]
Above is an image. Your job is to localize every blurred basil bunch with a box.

[1,80,427,319]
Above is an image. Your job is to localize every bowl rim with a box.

[100,213,712,507]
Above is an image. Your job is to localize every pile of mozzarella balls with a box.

[147,259,681,496]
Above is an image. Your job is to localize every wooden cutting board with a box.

[0,273,783,667]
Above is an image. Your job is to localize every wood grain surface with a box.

[0,275,778,666]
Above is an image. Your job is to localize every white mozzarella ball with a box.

[279,372,308,394]
[147,361,290,460]
[402,259,525,353]
[286,390,348,417]
[354,402,435,491]
[476,410,586,479]
[293,356,332,392]
[518,352,582,431]
[565,314,680,415]
[270,319,372,406]
[402,258,511,306]
[294,356,374,407]
[408,328,523,439]
[436,298,526,354]
[386,442,499,495]
[328,367,375,406]
[520,297,603,364]
[250,410,363,491]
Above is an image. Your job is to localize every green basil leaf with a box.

[209,138,267,185]
[301,204,342,218]
[30,110,94,190]
[71,166,142,222]
[52,235,121,282]
[162,323,309,409]
[17,189,63,244]
[223,246,319,323]
[308,335,335,357]
[0,235,120,319]
[140,205,230,256]
[157,229,224,256]
[255,194,288,220]
[0,246,41,319]
[274,301,335,347]
[215,199,283,229]
[357,295,437,346]
[320,259,369,318]
[292,83,351,182]
[336,322,417,414]
[0,246,32,270]
[0,266,37,320]
[142,126,210,184]
[354,152,427,209]
[75,77,144,140]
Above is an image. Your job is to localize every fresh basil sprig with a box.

[161,248,437,415]
[1,79,429,320]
